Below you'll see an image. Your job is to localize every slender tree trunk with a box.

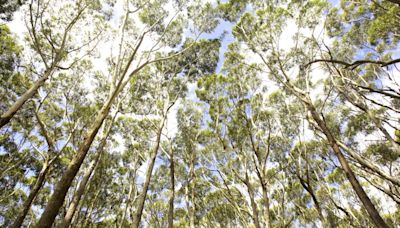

[189,183,195,228]
[11,161,50,228]
[81,188,101,228]
[260,182,271,228]
[185,186,191,227]
[70,196,83,228]
[167,145,175,228]
[248,126,271,228]
[131,119,165,228]
[297,175,326,227]
[121,163,141,228]
[245,179,261,228]
[0,70,52,128]
[188,154,196,228]
[307,103,389,228]
[119,183,134,228]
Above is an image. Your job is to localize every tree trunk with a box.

[167,145,175,228]
[189,183,195,228]
[81,189,101,228]
[131,119,165,228]
[307,103,389,228]
[248,126,271,228]
[119,183,134,228]
[188,153,196,228]
[245,180,261,228]
[297,175,326,227]
[35,89,118,228]
[34,33,146,226]
[0,70,51,128]
[260,182,271,228]
[60,151,102,228]
[11,162,50,228]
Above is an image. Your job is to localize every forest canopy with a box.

[1,0,400,227]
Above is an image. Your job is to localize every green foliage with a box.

[1,0,399,227]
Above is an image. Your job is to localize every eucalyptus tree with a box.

[1,57,94,227]
[310,1,400,225]
[68,145,123,227]
[314,0,400,157]
[163,138,175,228]
[224,0,397,226]
[196,45,294,227]
[133,33,220,226]
[0,0,104,128]
[114,118,147,227]
[0,25,32,188]
[0,25,28,223]
[131,37,220,227]
[34,0,224,226]
[61,103,120,228]
[173,102,206,228]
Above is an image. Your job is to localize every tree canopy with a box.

[1,0,400,227]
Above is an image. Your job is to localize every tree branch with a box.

[304,58,400,70]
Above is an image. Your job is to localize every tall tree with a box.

[0,0,102,128]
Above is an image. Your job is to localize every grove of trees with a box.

[1,0,400,227]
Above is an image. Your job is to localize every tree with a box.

[0,0,103,128]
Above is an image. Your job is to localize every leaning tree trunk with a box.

[306,103,389,228]
[61,110,117,228]
[0,70,52,128]
[189,181,196,228]
[35,86,120,228]
[297,174,327,228]
[60,149,102,228]
[11,161,50,228]
[33,26,149,228]
[132,118,165,228]
[80,188,101,228]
